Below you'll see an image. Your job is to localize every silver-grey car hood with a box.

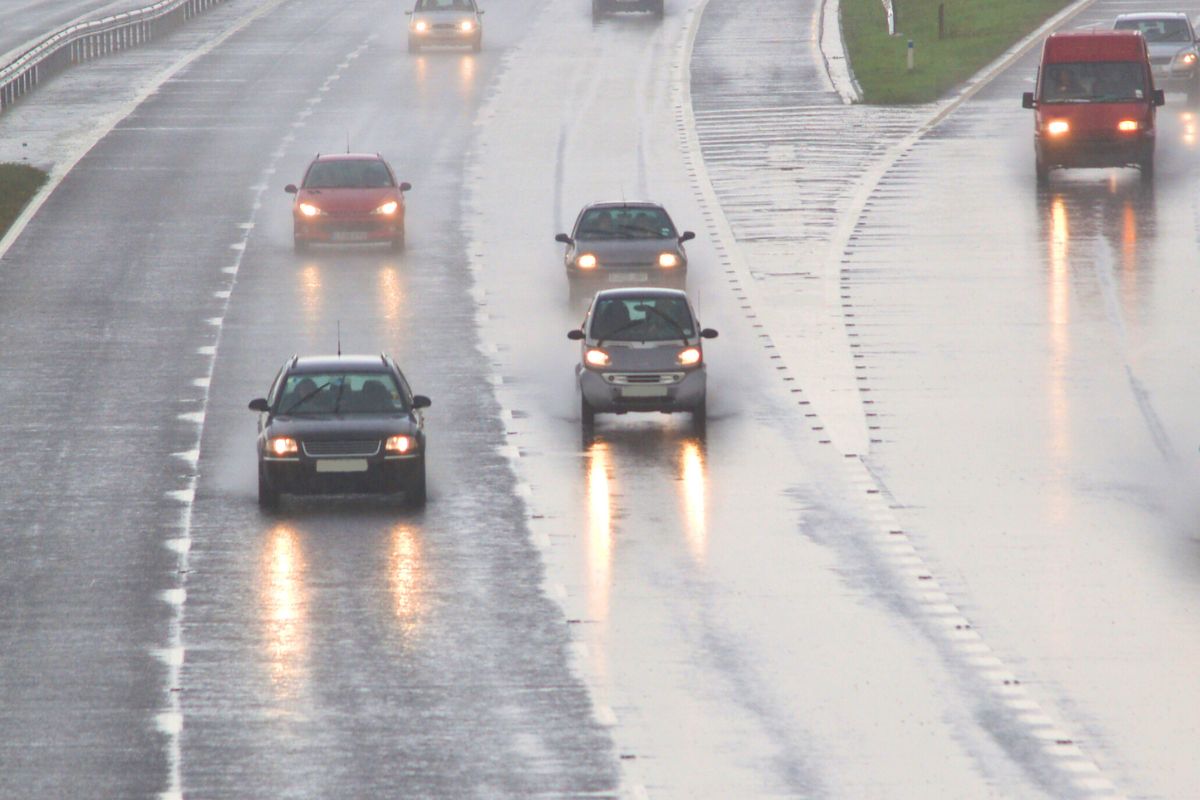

[1146,40,1195,59]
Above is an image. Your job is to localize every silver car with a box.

[556,201,695,293]
[1114,12,1200,104]
[406,0,483,53]
[568,288,717,432]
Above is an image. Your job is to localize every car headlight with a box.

[1176,50,1198,66]
[298,202,322,217]
[413,20,429,33]
[385,434,417,454]
[373,200,399,216]
[576,253,598,269]
[1045,119,1070,136]
[677,347,702,366]
[657,252,680,268]
[267,436,299,457]
[584,348,610,367]
[1117,119,1140,133]
[460,19,475,32]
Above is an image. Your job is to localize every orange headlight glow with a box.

[1046,120,1070,136]
[269,437,299,457]
[460,19,475,31]
[677,347,702,366]
[386,435,415,454]
[577,253,598,269]
[585,348,610,367]
[658,252,679,268]
[374,200,399,215]
[1117,119,1139,133]
[298,202,322,217]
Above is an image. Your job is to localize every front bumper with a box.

[578,365,705,413]
[261,454,421,495]
[1152,65,1198,92]
[410,26,480,44]
[1036,133,1153,169]
[294,214,402,244]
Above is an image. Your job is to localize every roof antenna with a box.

[337,320,342,356]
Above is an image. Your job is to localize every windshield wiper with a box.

[636,304,690,345]
[596,318,645,347]
[281,380,333,414]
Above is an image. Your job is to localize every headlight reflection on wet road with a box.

[1046,194,1072,522]
[677,438,707,565]
[389,524,424,638]
[377,266,404,324]
[261,524,310,699]
[585,440,613,624]
[299,264,323,327]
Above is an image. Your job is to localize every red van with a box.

[1022,31,1165,183]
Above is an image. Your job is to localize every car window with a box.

[303,160,394,189]
[589,296,696,342]
[1041,61,1148,103]
[414,0,475,10]
[278,372,407,415]
[575,207,677,240]
[1114,18,1192,43]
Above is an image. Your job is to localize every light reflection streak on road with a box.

[378,266,404,323]
[1119,198,1139,329]
[585,441,613,631]
[1047,194,1071,521]
[459,55,475,93]
[299,264,323,328]
[389,524,424,638]
[262,524,310,699]
[677,438,707,565]
[1183,111,1197,147]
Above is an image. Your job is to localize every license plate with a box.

[315,458,369,473]
[609,272,648,282]
[620,385,668,398]
[331,231,370,242]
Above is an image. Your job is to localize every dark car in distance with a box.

[593,0,663,22]
[556,201,694,292]
[249,354,430,509]
[285,153,411,252]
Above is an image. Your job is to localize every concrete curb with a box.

[820,0,862,104]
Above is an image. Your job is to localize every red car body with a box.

[285,153,411,252]
[1022,31,1165,183]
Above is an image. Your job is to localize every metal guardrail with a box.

[0,0,225,112]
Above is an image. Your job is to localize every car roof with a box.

[288,354,392,373]
[1114,12,1189,21]
[310,153,389,163]
[591,287,691,303]
[583,201,666,211]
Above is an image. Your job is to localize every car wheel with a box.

[653,0,664,19]
[472,34,482,52]
[581,394,596,429]
[405,459,427,508]
[391,229,406,252]
[258,465,280,511]
[591,0,604,22]
[293,237,308,254]
[1035,158,1049,187]
[692,398,707,435]
[1189,80,1200,108]
[1140,150,1155,181]
[408,37,420,53]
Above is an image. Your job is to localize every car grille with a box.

[432,23,462,30]
[604,373,684,385]
[303,440,381,457]
[1151,56,1172,66]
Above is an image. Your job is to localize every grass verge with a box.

[0,163,48,240]
[842,0,1078,104]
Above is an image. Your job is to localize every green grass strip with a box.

[842,0,1077,104]
[0,163,48,239]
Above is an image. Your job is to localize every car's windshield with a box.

[278,372,406,415]
[1040,61,1148,103]
[590,296,696,342]
[1114,18,1192,43]
[575,207,677,241]
[413,0,474,10]
[303,160,394,189]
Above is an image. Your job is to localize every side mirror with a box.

[567,329,585,340]
[249,398,270,412]
[1153,88,1166,107]
[404,9,412,14]
[399,181,412,191]
[555,233,573,244]
[700,328,718,339]
[1021,92,1035,109]
[679,230,696,243]
[412,395,432,409]
[284,184,298,194]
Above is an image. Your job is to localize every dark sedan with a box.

[249,354,430,509]
[556,201,695,290]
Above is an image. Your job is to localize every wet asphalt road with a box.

[2,0,1200,797]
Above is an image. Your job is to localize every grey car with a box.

[556,202,695,293]
[1114,12,1200,104]
[568,288,717,432]
[406,0,483,53]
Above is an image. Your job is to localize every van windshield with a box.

[1041,62,1148,103]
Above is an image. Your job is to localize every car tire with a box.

[472,34,482,52]
[1035,158,1049,187]
[1140,150,1155,181]
[692,398,707,435]
[581,394,596,429]
[405,459,427,508]
[293,237,308,254]
[1189,80,1200,108]
[591,0,604,22]
[391,229,406,252]
[653,0,664,19]
[258,466,280,511]
[408,37,420,53]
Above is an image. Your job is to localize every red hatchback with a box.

[285,154,412,252]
